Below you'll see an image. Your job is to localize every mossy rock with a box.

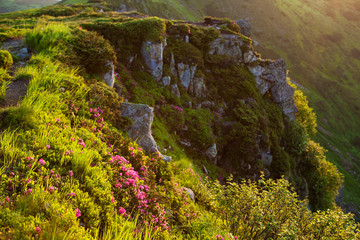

[0,50,13,69]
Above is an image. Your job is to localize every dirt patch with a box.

[1,79,29,107]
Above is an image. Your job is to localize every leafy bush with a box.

[67,28,116,75]
[285,121,308,156]
[0,50,13,69]
[303,140,343,211]
[185,108,214,149]
[159,104,185,131]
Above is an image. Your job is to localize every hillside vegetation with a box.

[84,0,360,215]
[0,3,359,239]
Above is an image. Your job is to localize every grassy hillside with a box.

[0,4,359,238]
[0,0,59,13]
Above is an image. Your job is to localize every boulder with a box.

[141,41,164,81]
[208,34,243,62]
[243,50,259,64]
[171,84,181,98]
[236,19,251,37]
[17,48,30,60]
[205,143,217,160]
[170,53,177,76]
[189,77,207,98]
[121,103,159,153]
[101,61,115,87]
[177,63,197,89]
[183,187,195,201]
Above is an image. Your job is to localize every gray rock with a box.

[262,59,287,83]
[141,41,164,81]
[236,19,251,37]
[205,143,217,160]
[243,51,259,64]
[183,187,195,201]
[101,61,115,88]
[180,140,191,147]
[189,77,207,98]
[17,48,30,60]
[199,100,215,109]
[185,35,189,43]
[121,103,159,153]
[160,154,172,162]
[249,59,297,119]
[278,98,297,120]
[259,152,273,167]
[203,165,209,175]
[208,34,243,62]
[161,76,171,86]
[171,84,181,98]
[270,80,295,103]
[170,53,177,76]
[177,63,197,89]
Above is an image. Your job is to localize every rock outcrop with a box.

[205,143,217,160]
[248,59,297,119]
[121,103,172,162]
[100,61,115,88]
[236,19,251,37]
[177,63,197,89]
[121,103,159,153]
[189,77,207,98]
[209,34,245,63]
[141,41,164,82]
[183,187,195,201]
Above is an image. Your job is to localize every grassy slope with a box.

[0,0,59,13]
[4,0,359,208]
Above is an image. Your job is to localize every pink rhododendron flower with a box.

[35,227,41,234]
[76,208,81,218]
[69,171,73,177]
[38,159,45,165]
[46,145,50,149]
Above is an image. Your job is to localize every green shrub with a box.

[285,120,308,156]
[303,140,343,211]
[67,28,116,75]
[0,50,13,69]
[185,108,214,149]
[159,104,185,131]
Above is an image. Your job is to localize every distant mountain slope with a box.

[0,0,59,13]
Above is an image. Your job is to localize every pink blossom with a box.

[56,118,60,122]
[46,145,50,149]
[35,227,41,234]
[38,159,46,165]
[75,208,81,218]
[68,192,76,197]
[118,207,126,215]
[69,171,73,177]
[5,196,10,202]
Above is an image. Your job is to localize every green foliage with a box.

[67,28,116,75]
[159,104,185,131]
[169,41,203,66]
[289,80,317,135]
[185,108,214,149]
[0,50,13,69]
[24,23,71,54]
[303,140,343,211]
[285,121,308,156]
[81,17,166,63]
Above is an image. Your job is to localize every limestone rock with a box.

[208,34,243,62]
[269,80,295,103]
[171,84,181,98]
[18,48,30,60]
[141,41,164,81]
[121,103,159,153]
[100,61,115,88]
[243,51,259,64]
[236,19,251,37]
[205,143,217,160]
[170,53,177,76]
[177,63,197,89]
[189,77,207,98]
[183,187,195,201]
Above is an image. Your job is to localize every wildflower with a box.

[75,208,81,218]
[48,186,55,193]
[38,159,46,165]
[25,188,32,194]
[56,118,60,122]
[119,207,126,215]
[69,171,73,177]
[26,179,31,184]
[68,192,76,197]
[46,145,50,149]
[35,227,41,235]
[5,196,10,202]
